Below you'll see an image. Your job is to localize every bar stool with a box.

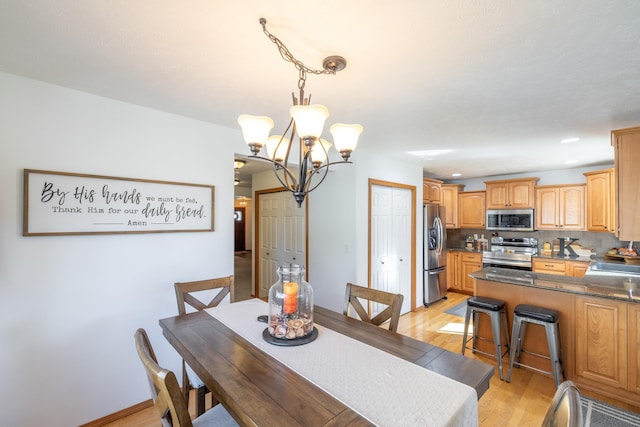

[461,296,510,380]
[506,304,564,387]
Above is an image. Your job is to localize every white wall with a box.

[0,72,245,426]
[448,164,615,191]
[307,149,424,312]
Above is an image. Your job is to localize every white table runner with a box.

[206,299,478,427]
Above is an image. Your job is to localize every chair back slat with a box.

[175,276,234,315]
[343,283,404,332]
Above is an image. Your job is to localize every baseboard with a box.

[79,399,153,427]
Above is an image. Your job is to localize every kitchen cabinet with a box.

[441,184,465,228]
[460,252,482,293]
[476,278,640,406]
[532,258,589,277]
[447,251,461,291]
[423,178,443,204]
[484,177,538,209]
[584,168,615,233]
[575,296,627,390]
[532,258,566,275]
[629,303,640,394]
[565,261,588,278]
[447,250,482,294]
[458,191,485,228]
[535,184,585,230]
[612,126,640,240]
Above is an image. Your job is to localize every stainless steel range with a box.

[482,237,538,270]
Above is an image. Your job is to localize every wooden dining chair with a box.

[133,328,238,427]
[540,380,583,427]
[343,283,404,332]
[174,276,234,416]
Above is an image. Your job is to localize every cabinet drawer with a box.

[532,258,566,274]
[461,253,482,262]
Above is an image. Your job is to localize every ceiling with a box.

[2,1,640,183]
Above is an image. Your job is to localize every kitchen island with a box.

[470,267,640,409]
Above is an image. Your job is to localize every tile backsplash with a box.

[447,228,624,255]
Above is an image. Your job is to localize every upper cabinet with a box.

[441,184,465,229]
[423,178,443,204]
[583,168,615,233]
[535,184,585,230]
[612,127,640,240]
[458,191,486,228]
[485,177,539,209]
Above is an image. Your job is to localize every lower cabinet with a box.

[532,258,588,277]
[630,304,640,394]
[575,296,628,390]
[447,251,461,291]
[460,253,482,293]
[447,251,482,294]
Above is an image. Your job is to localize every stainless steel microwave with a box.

[486,209,535,231]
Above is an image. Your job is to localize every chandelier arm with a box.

[272,163,300,192]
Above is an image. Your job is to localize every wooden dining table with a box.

[160,301,494,426]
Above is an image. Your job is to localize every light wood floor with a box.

[106,291,613,426]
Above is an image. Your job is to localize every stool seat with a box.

[467,296,506,311]
[514,304,558,323]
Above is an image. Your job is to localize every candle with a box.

[283,281,298,314]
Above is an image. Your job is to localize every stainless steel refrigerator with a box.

[423,204,447,306]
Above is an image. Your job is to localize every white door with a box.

[258,191,306,298]
[371,184,412,314]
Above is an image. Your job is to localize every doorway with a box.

[234,207,245,252]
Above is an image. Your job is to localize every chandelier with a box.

[238,18,363,207]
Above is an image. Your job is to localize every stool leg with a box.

[546,322,563,387]
[462,307,472,355]
[490,311,505,380]
[501,309,510,356]
[506,315,522,383]
[472,310,481,351]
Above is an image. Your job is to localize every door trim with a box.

[368,179,417,311]
[254,188,309,298]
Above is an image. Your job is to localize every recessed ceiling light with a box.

[565,160,578,164]
[408,149,452,157]
[560,138,580,144]
[452,173,462,177]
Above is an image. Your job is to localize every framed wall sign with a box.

[23,169,215,236]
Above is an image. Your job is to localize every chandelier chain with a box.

[260,18,336,93]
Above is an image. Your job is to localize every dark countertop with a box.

[470,267,640,303]
[449,247,484,253]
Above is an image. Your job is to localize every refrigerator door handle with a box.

[435,216,444,255]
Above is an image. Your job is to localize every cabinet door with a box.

[458,192,485,228]
[566,261,588,278]
[559,185,585,230]
[485,183,508,209]
[423,179,442,204]
[510,180,535,208]
[585,170,613,232]
[460,254,482,293]
[629,303,640,394]
[575,296,627,389]
[441,185,462,229]
[446,251,460,290]
[614,127,640,240]
[536,187,559,229]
